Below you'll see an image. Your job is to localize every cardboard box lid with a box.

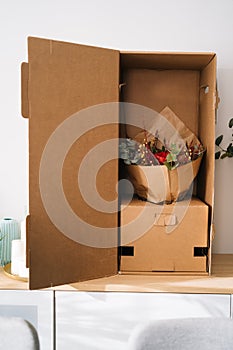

[23,37,120,289]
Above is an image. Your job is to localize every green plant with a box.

[215,118,233,159]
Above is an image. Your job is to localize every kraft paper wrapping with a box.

[125,106,200,146]
[169,156,203,202]
[125,107,204,203]
[126,164,171,203]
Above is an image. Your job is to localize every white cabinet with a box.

[0,288,230,349]
[55,291,230,350]
[0,290,54,350]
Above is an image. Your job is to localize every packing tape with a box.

[154,214,177,227]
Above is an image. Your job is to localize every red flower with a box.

[154,151,169,164]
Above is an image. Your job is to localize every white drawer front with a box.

[56,291,230,350]
[0,290,54,350]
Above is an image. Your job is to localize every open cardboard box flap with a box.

[21,37,217,289]
[22,37,120,289]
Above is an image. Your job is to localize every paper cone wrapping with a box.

[125,106,200,147]
[126,164,171,203]
[125,107,204,204]
[169,156,203,202]
[126,155,203,204]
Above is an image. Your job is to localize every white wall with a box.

[0,0,233,253]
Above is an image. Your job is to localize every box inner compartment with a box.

[118,52,216,273]
[119,52,215,202]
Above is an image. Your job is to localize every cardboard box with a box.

[21,37,217,289]
[120,197,208,273]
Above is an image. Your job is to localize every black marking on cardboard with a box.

[120,246,134,256]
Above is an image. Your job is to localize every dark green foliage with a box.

[215,118,233,159]
[215,135,223,146]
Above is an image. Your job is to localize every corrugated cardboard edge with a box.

[25,215,30,268]
[120,271,209,276]
[210,55,218,275]
[21,62,29,118]
[197,53,217,275]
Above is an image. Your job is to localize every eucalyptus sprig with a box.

[215,118,233,159]
[119,139,159,166]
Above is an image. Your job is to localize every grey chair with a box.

[0,316,39,350]
[128,318,233,350]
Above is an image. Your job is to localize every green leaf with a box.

[215,135,223,146]
[164,161,173,170]
[229,118,233,128]
[227,143,232,152]
[170,143,179,155]
[220,153,228,159]
[215,151,221,159]
[166,153,176,163]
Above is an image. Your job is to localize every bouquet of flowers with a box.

[119,135,204,170]
[119,107,205,204]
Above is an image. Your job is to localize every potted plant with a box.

[215,118,233,159]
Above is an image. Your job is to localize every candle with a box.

[20,218,27,243]
[11,240,24,275]
[18,261,29,278]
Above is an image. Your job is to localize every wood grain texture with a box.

[1,254,233,294]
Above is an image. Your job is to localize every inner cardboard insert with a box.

[118,52,215,273]
[119,52,215,206]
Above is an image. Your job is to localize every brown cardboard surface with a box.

[122,69,200,135]
[198,56,217,273]
[26,37,120,289]
[21,63,29,118]
[126,164,171,203]
[197,55,216,209]
[23,37,217,288]
[121,52,215,70]
[120,198,208,272]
